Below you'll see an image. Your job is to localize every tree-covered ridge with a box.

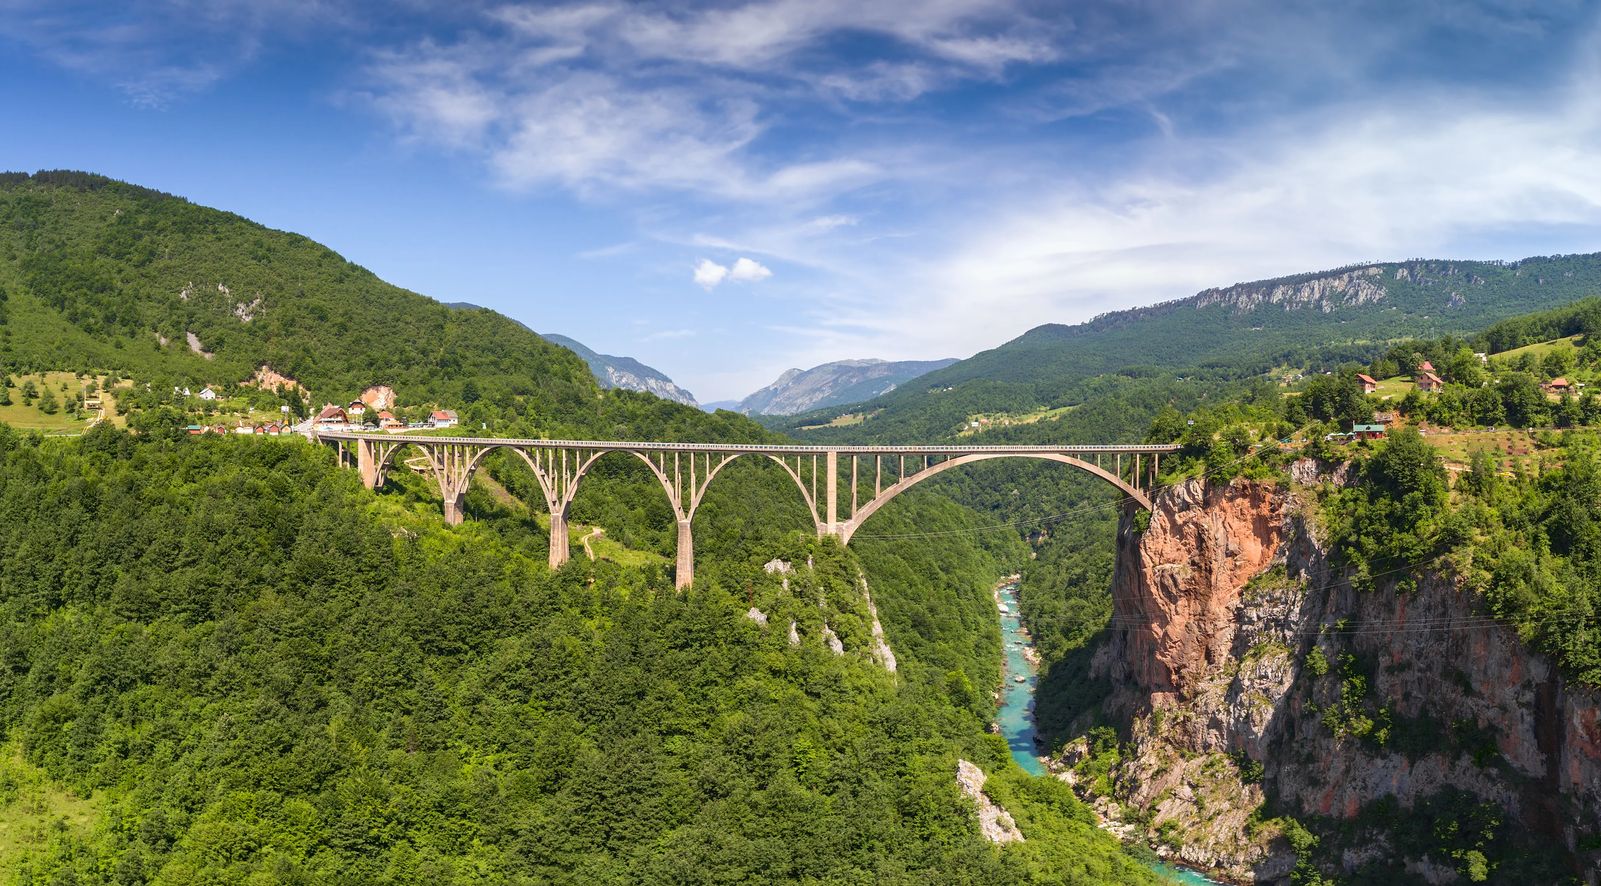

[773,254,1601,443]
[0,426,1154,883]
[0,171,597,413]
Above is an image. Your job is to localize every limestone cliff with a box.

[1061,471,1601,884]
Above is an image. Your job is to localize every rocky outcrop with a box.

[360,384,395,410]
[745,607,768,627]
[242,365,305,395]
[1069,470,1601,883]
[859,572,898,674]
[186,331,213,359]
[956,759,1023,844]
[821,625,844,656]
[1193,266,1387,315]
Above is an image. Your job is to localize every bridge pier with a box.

[549,510,570,569]
[675,519,694,590]
[443,493,466,526]
[356,439,380,490]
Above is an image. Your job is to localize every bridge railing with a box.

[313,429,1181,456]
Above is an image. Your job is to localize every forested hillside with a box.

[0,171,595,411]
[773,253,1601,442]
[0,171,1155,882]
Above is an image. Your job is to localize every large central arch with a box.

[836,452,1149,545]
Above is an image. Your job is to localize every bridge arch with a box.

[837,452,1149,545]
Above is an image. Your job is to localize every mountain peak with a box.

[738,357,957,415]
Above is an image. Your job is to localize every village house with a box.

[377,410,404,431]
[314,404,349,427]
[347,400,367,418]
[197,386,219,401]
[430,409,458,429]
[1418,360,1436,373]
[1545,377,1573,395]
[1351,423,1387,441]
[1356,373,1378,394]
[1416,370,1445,392]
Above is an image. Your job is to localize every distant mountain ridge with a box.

[772,253,1601,441]
[539,333,699,407]
[737,358,957,415]
[441,302,699,407]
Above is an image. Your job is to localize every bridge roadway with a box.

[316,429,1180,589]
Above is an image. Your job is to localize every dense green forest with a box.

[0,425,1154,883]
[0,171,1159,882]
[0,171,597,413]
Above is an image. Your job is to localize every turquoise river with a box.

[994,579,1217,886]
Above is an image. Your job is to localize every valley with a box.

[1,171,1600,883]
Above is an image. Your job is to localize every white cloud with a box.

[695,256,774,288]
[693,259,730,289]
[728,257,774,282]
[794,68,1601,366]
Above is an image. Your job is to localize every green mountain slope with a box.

[0,171,594,411]
[0,171,1155,882]
[775,254,1601,442]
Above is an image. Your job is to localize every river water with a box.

[994,579,1217,886]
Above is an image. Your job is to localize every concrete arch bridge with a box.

[316,430,1180,589]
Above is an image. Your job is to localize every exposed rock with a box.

[155,332,169,348]
[787,621,800,646]
[186,331,213,359]
[859,572,898,674]
[233,296,263,322]
[360,385,396,410]
[1193,266,1387,315]
[241,365,304,394]
[178,282,193,301]
[538,332,699,406]
[745,607,768,627]
[1076,472,1601,882]
[763,559,793,574]
[822,624,844,656]
[956,759,1023,844]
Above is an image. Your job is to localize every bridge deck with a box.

[315,430,1181,456]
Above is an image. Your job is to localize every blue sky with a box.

[4,1,1601,401]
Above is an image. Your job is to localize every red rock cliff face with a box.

[1108,477,1286,703]
[1089,472,1601,882]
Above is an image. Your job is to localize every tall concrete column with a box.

[825,449,839,537]
[675,518,694,589]
[549,509,570,569]
[357,439,379,490]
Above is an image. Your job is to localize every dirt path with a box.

[581,526,605,560]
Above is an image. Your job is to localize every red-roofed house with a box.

[1418,360,1435,373]
[430,409,458,429]
[377,410,403,430]
[1546,377,1572,394]
[315,404,348,427]
[1356,373,1378,394]
[1416,371,1445,393]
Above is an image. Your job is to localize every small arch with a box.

[838,452,1150,545]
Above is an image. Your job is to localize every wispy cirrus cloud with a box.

[0,0,344,106]
[357,0,1066,203]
